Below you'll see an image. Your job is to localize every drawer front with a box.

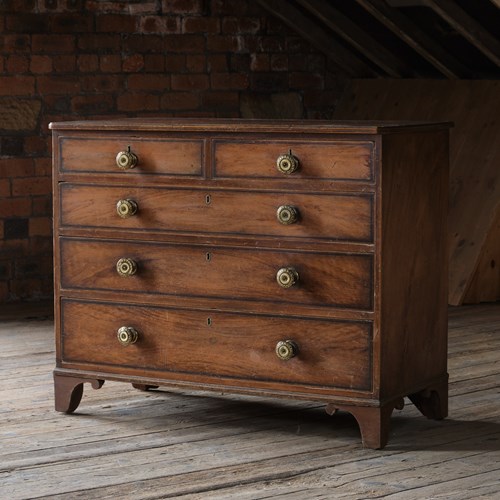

[61,238,373,310]
[214,140,374,181]
[61,299,373,391]
[58,136,203,176]
[60,184,373,243]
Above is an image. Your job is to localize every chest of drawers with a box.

[51,119,450,449]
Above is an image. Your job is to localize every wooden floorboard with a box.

[0,303,499,499]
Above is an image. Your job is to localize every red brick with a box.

[6,13,48,32]
[171,73,208,91]
[99,54,121,73]
[77,54,98,72]
[53,55,76,72]
[162,0,205,14]
[161,91,199,110]
[32,34,75,53]
[0,76,34,95]
[123,34,163,53]
[36,75,80,94]
[81,74,125,92]
[139,16,180,34]
[96,14,136,33]
[128,1,159,15]
[0,34,30,52]
[144,54,165,72]
[6,54,29,73]
[0,198,32,217]
[210,72,248,90]
[165,54,185,72]
[123,54,144,72]
[288,72,324,90]
[182,17,219,34]
[29,217,51,236]
[206,35,241,52]
[0,179,10,197]
[24,136,48,156]
[30,55,52,73]
[127,74,170,91]
[71,94,114,115]
[11,176,51,196]
[222,17,261,35]
[271,53,288,71]
[207,54,228,72]
[77,34,120,51]
[116,92,160,112]
[50,13,93,33]
[201,91,239,110]
[32,195,52,216]
[250,53,269,72]
[211,0,250,16]
[186,54,206,72]
[33,157,52,176]
[0,158,34,177]
[164,35,205,53]
[0,56,4,73]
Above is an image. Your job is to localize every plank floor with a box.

[0,303,499,499]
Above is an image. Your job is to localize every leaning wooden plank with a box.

[334,79,500,305]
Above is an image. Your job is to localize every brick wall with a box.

[0,0,347,303]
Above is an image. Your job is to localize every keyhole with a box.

[205,194,211,205]
[207,317,212,327]
[206,252,211,261]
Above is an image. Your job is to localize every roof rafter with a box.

[422,0,500,67]
[355,0,469,78]
[254,0,379,78]
[295,0,415,77]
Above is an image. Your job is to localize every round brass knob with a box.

[276,153,299,174]
[276,340,298,361]
[117,326,139,346]
[116,148,138,170]
[116,199,138,218]
[276,267,299,288]
[116,258,137,277]
[277,205,298,225]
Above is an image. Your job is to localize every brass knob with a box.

[277,205,298,225]
[276,267,299,288]
[276,340,298,360]
[116,147,138,170]
[276,152,299,174]
[116,258,137,277]
[117,326,139,346]
[116,199,138,218]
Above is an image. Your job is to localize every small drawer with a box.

[60,184,373,243]
[60,238,373,310]
[61,299,373,391]
[57,135,203,176]
[214,140,374,181]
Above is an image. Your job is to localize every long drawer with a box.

[57,136,203,176]
[60,238,373,310]
[61,299,373,391]
[214,140,374,181]
[60,184,373,243]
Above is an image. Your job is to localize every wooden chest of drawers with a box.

[51,119,450,448]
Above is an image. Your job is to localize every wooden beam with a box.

[255,0,378,77]
[423,0,500,67]
[355,0,468,78]
[295,0,415,77]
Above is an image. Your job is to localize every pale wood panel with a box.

[0,303,499,499]
[464,205,500,303]
[334,79,500,305]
